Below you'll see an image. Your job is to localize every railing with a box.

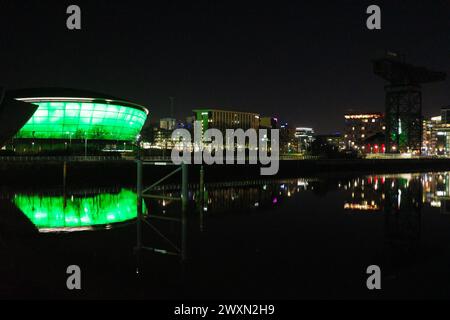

[2,154,448,163]
[126,155,173,162]
[0,155,124,162]
[364,154,450,160]
[279,154,321,160]
[133,154,321,162]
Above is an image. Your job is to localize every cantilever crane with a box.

[373,55,446,153]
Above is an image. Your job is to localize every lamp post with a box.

[136,134,142,160]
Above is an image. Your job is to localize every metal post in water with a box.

[181,162,188,261]
[182,162,188,212]
[199,165,204,203]
[63,161,68,209]
[84,137,88,159]
[63,161,67,188]
[136,159,143,251]
[199,165,205,231]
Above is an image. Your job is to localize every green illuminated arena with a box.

[16,99,148,141]
[0,88,149,154]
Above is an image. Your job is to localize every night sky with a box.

[1,0,449,133]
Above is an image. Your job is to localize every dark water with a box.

[1,172,450,299]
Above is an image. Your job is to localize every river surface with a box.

[1,171,450,299]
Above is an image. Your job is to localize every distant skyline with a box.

[1,0,449,133]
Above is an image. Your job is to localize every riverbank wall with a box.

[1,158,450,187]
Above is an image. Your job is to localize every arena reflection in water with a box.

[11,188,141,232]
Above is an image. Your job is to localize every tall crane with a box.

[373,54,446,153]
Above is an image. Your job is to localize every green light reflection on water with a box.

[13,189,140,231]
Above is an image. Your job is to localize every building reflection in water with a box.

[147,172,450,229]
[1,171,449,278]
[340,172,450,269]
[342,172,450,214]
[145,179,312,221]
[3,172,450,264]
[5,173,450,235]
